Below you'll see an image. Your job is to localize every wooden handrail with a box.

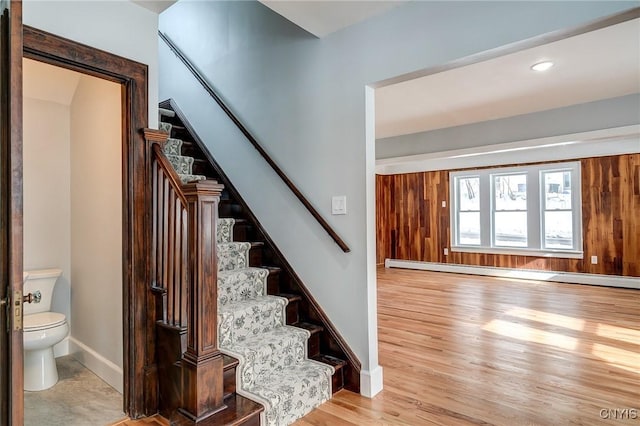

[159,31,351,253]
[152,144,190,207]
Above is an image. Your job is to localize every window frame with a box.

[456,175,481,246]
[450,161,583,258]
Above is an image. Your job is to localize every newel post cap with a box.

[182,180,224,198]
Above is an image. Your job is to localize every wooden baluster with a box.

[173,198,182,326]
[180,209,188,327]
[178,180,225,423]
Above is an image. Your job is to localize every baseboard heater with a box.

[385,259,640,290]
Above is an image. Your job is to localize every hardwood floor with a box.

[121,267,638,425]
[294,267,640,425]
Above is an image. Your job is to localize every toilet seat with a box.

[24,312,66,331]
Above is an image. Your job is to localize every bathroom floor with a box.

[24,355,125,426]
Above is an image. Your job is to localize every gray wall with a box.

[377,93,640,159]
[159,0,636,389]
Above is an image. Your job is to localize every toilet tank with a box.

[23,268,62,315]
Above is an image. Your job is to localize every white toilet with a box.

[23,268,69,391]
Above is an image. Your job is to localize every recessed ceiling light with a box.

[531,61,554,72]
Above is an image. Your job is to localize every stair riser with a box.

[217,243,263,272]
[219,298,287,347]
[217,218,236,244]
[219,201,243,217]
[266,273,279,295]
[217,219,251,243]
[232,223,251,242]
[218,269,268,307]
[165,154,194,176]
[249,246,262,267]
[285,301,299,325]
[224,365,237,399]
[251,365,333,426]
[307,333,320,359]
[217,242,251,272]
[236,339,308,389]
[331,368,344,394]
[163,138,183,156]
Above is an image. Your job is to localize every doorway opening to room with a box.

[22,57,125,426]
[15,25,152,422]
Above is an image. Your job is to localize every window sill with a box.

[451,246,583,259]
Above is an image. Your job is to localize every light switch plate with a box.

[332,195,347,215]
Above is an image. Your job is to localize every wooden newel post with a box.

[178,179,226,423]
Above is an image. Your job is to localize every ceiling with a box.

[376,18,640,139]
[64,2,640,142]
[131,0,176,15]
[259,0,404,38]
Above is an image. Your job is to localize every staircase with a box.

[155,100,359,425]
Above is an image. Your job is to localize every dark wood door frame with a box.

[1,1,24,424]
[23,26,152,418]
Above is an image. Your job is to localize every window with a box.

[493,173,527,247]
[457,176,480,245]
[450,162,582,258]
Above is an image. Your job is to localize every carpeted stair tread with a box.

[177,173,207,184]
[293,321,324,335]
[158,107,175,118]
[223,327,311,388]
[246,361,333,426]
[218,267,268,306]
[277,293,302,304]
[225,325,309,356]
[312,354,347,370]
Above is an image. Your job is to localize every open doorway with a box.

[22,58,125,425]
[20,25,152,420]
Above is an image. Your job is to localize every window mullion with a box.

[480,173,491,247]
[573,166,583,251]
[529,169,541,250]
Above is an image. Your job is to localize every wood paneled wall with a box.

[376,153,640,277]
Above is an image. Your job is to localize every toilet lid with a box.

[24,312,66,331]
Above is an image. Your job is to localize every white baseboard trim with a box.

[385,259,640,289]
[360,365,384,398]
[69,337,123,394]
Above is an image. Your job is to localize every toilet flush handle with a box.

[23,290,41,304]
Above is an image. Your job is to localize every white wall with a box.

[23,0,159,128]
[159,1,636,397]
[23,97,72,357]
[70,76,123,393]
